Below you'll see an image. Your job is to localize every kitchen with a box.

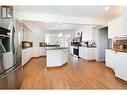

[0,6,127,89]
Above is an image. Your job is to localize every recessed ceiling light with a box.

[105,7,110,10]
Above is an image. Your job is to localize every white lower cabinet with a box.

[47,49,68,67]
[105,49,127,81]
[79,47,96,60]
[39,47,46,56]
[115,52,127,81]
[105,49,115,70]
[70,46,73,54]
[22,48,32,66]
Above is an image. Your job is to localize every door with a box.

[12,26,21,65]
[0,64,22,89]
[12,21,22,64]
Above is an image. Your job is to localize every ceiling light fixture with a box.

[58,33,63,37]
[105,7,110,10]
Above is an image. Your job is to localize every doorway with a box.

[96,27,111,62]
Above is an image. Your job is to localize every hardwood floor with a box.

[20,56,127,89]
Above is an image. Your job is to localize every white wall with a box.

[45,33,71,47]
[45,34,58,45]
[31,29,46,57]
[58,35,71,47]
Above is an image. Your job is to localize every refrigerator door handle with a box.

[12,26,18,63]
[1,65,21,79]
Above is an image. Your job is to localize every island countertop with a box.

[46,47,68,50]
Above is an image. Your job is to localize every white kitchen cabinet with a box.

[105,49,127,81]
[123,7,127,37]
[32,47,40,57]
[105,49,115,70]
[63,49,68,63]
[22,48,33,66]
[115,52,127,81]
[47,48,68,67]
[82,27,95,41]
[79,47,96,60]
[108,16,123,38]
[39,47,46,56]
[70,46,73,54]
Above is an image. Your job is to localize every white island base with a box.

[46,48,68,68]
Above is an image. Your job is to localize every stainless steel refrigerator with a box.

[0,20,22,89]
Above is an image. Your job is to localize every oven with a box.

[73,46,79,57]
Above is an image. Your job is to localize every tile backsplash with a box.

[113,39,127,50]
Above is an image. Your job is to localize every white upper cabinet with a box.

[108,8,127,38]
[80,26,95,42]
[108,16,123,38]
[123,7,127,37]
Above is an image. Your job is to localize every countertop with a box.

[22,46,33,50]
[46,47,68,50]
[79,46,96,48]
[107,48,127,53]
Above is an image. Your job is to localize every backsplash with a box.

[22,41,33,49]
[113,39,127,50]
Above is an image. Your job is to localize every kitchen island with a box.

[46,47,68,68]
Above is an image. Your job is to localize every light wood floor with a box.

[20,56,127,89]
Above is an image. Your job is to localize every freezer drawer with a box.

[0,64,22,89]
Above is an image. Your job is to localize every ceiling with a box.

[23,20,83,32]
[21,6,123,34]
[16,6,123,20]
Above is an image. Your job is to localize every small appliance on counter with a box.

[39,42,46,47]
[81,41,96,47]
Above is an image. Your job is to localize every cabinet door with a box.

[123,8,127,37]
[64,49,68,62]
[108,16,123,38]
[105,49,114,69]
[79,47,83,58]
[79,47,86,59]
[115,52,127,81]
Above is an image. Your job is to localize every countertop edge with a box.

[46,48,68,50]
